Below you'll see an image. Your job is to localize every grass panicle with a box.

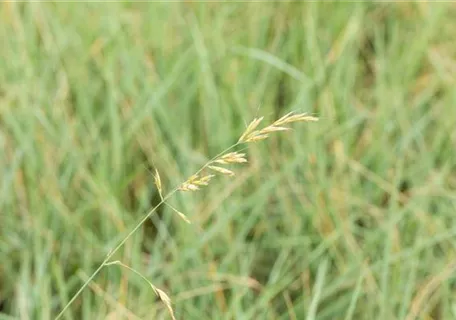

[239,112,317,143]
[4,5,454,319]
[55,111,317,320]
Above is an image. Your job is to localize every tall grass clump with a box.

[55,112,318,319]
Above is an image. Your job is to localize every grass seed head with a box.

[175,210,191,224]
[178,182,200,192]
[208,165,235,176]
[238,117,264,143]
[273,112,318,126]
[245,132,269,142]
[154,169,163,197]
[259,126,291,134]
[153,287,176,320]
[215,152,247,164]
[178,174,215,191]
[194,174,215,186]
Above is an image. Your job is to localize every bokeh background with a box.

[1,2,456,319]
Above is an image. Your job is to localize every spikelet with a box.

[243,132,269,142]
[239,112,318,143]
[272,112,318,126]
[178,174,215,191]
[174,210,191,224]
[166,203,191,224]
[154,169,163,199]
[153,287,176,320]
[258,126,290,134]
[178,182,199,192]
[178,174,199,191]
[238,117,264,143]
[208,165,235,176]
[194,174,215,186]
[104,261,177,320]
[214,152,247,164]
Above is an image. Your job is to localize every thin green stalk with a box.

[55,143,240,319]
[55,196,169,319]
[55,111,315,319]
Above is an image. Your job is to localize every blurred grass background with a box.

[1,2,456,319]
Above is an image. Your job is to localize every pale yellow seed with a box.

[193,181,208,186]
[274,112,318,125]
[246,133,269,142]
[246,130,261,138]
[199,174,215,182]
[187,174,199,182]
[227,153,247,163]
[176,210,191,224]
[216,152,247,164]
[272,112,295,126]
[218,153,233,161]
[283,114,309,123]
[155,288,171,304]
[229,157,247,163]
[259,126,291,134]
[178,183,199,191]
[165,203,191,223]
[186,184,199,191]
[194,174,215,186]
[297,115,318,122]
[154,169,163,197]
[238,117,264,143]
[154,288,176,320]
[208,165,235,176]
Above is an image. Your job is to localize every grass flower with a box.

[56,111,318,320]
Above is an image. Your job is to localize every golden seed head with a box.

[154,169,163,197]
[273,112,318,126]
[259,126,291,134]
[208,165,235,176]
[178,173,216,191]
[178,182,200,192]
[215,152,247,164]
[176,210,191,224]
[245,133,269,142]
[179,112,317,190]
[194,174,215,186]
[238,117,264,143]
[153,288,176,320]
